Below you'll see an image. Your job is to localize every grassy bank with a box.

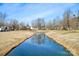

[0,30,79,56]
[45,30,79,56]
[0,30,35,56]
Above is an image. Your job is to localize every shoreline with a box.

[45,31,79,56]
[0,31,35,56]
[0,30,79,56]
[5,33,36,56]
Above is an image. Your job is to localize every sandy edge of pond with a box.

[0,31,35,56]
[45,32,79,56]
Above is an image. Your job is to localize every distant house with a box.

[30,27,33,30]
[0,28,1,31]
[30,27,38,30]
[0,26,10,32]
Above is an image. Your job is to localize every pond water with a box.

[7,32,72,56]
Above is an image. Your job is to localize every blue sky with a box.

[0,3,79,25]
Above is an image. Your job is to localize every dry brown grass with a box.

[0,30,35,56]
[1,30,79,56]
[45,30,79,56]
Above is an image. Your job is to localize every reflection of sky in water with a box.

[7,32,72,56]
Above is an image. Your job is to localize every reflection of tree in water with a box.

[32,32,45,45]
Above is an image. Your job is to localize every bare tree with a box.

[37,18,42,30]
[46,20,53,30]
[9,19,19,30]
[31,18,45,30]
[77,10,79,29]
[0,12,7,27]
[63,9,71,30]
[19,22,26,30]
[31,19,38,28]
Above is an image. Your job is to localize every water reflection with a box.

[32,32,45,45]
[7,32,73,56]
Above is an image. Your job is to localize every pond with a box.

[7,32,73,56]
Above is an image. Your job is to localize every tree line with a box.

[32,9,79,30]
[0,13,30,31]
[0,9,79,31]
